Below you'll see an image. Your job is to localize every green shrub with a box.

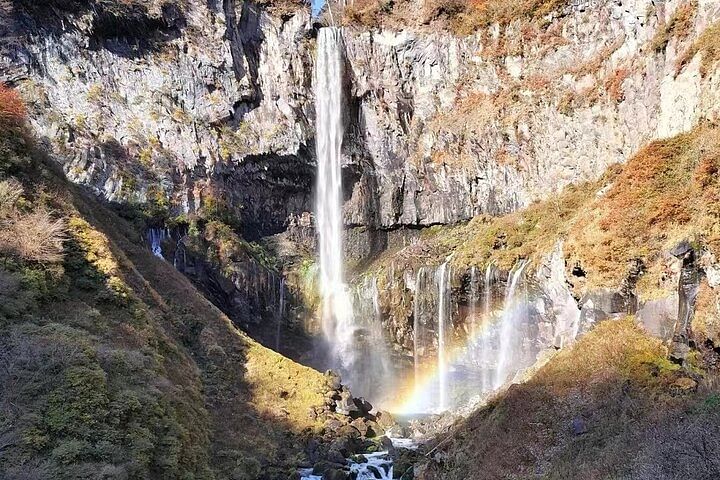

[46,366,111,439]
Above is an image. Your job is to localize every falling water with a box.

[413,267,427,392]
[494,259,529,389]
[436,260,452,411]
[275,277,286,352]
[480,262,496,392]
[147,228,170,259]
[351,276,393,401]
[314,27,355,369]
[469,266,479,339]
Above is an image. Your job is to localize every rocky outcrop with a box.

[6,0,316,237]
[6,0,720,236]
[339,0,720,228]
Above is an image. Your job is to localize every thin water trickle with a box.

[436,259,451,411]
[275,277,286,352]
[469,266,478,339]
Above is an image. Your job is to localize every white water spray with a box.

[494,259,529,389]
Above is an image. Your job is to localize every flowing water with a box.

[147,227,170,259]
[494,259,529,390]
[314,27,356,373]
[436,259,451,411]
[299,452,394,480]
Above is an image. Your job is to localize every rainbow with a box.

[387,309,504,415]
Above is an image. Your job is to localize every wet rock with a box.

[375,410,398,431]
[322,469,350,480]
[385,425,407,438]
[350,418,373,437]
[353,397,373,416]
[367,465,382,478]
[335,389,360,416]
[313,461,346,476]
[379,436,396,456]
[350,454,368,463]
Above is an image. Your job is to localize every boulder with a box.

[324,370,343,391]
[322,469,350,480]
[571,417,588,435]
[375,410,398,431]
[313,461,346,476]
[335,390,360,416]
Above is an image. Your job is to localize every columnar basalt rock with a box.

[6,1,720,236]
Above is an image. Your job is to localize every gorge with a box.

[2,0,720,478]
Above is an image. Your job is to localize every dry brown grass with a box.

[604,67,630,103]
[0,208,67,263]
[0,83,26,128]
[420,318,706,480]
[566,123,720,289]
[0,178,68,264]
[650,1,697,53]
[342,0,569,32]
[677,21,720,76]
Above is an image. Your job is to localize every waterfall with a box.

[469,266,479,339]
[275,277,286,352]
[479,262,495,392]
[413,267,427,393]
[352,276,393,401]
[314,27,361,386]
[147,228,170,259]
[494,259,529,389]
[436,259,452,411]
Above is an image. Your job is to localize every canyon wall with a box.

[4,0,720,376]
[6,0,720,234]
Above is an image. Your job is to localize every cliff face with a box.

[340,0,720,227]
[6,0,720,247]
[9,0,316,237]
[9,0,720,235]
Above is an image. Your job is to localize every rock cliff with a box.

[6,0,720,234]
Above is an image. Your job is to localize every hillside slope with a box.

[417,318,720,479]
[0,109,328,479]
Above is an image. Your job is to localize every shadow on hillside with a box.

[420,326,720,480]
[67,186,325,478]
[0,136,326,478]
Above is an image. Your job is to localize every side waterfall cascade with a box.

[391,255,581,414]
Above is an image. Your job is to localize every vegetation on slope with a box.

[368,121,720,303]
[0,85,328,479]
[342,0,569,33]
[650,0,697,53]
[419,318,720,479]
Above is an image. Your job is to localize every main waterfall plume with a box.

[314,28,356,381]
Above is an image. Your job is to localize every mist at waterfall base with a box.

[311,27,558,416]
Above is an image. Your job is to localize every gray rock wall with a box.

[6,0,720,235]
